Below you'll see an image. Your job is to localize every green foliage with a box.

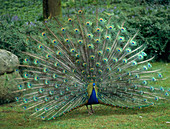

[0,15,43,62]
[0,0,43,22]
[62,0,117,7]
[0,71,23,105]
[121,4,169,61]
[0,0,43,62]
[145,0,169,5]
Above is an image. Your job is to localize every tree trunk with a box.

[43,0,62,19]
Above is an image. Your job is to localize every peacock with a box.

[12,7,169,120]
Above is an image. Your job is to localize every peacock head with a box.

[93,83,95,88]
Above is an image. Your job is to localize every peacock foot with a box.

[88,111,93,115]
[91,109,95,113]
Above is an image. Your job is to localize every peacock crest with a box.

[13,8,169,120]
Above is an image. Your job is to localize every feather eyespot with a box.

[76,60,80,64]
[82,70,85,74]
[106,36,110,39]
[65,39,69,42]
[117,48,121,52]
[42,32,45,36]
[109,26,112,29]
[38,45,43,49]
[25,58,28,62]
[46,54,51,58]
[103,58,108,63]
[71,49,75,53]
[98,51,102,55]
[78,40,83,45]
[106,47,110,52]
[99,18,103,22]
[96,39,99,43]
[53,40,57,43]
[61,28,65,31]
[68,18,72,22]
[119,37,123,40]
[90,55,95,60]
[75,29,78,32]
[78,10,82,14]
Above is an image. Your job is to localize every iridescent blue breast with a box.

[87,88,99,105]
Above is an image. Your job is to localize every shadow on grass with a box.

[51,102,169,122]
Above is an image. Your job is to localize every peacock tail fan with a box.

[12,7,169,120]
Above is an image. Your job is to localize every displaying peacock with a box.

[12,7,169,120]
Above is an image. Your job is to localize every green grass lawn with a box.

[0,62,169,129]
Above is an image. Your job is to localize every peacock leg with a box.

[86,105,93,115]
[90,105,94,113]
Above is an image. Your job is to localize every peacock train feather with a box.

[13,7,169,120]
